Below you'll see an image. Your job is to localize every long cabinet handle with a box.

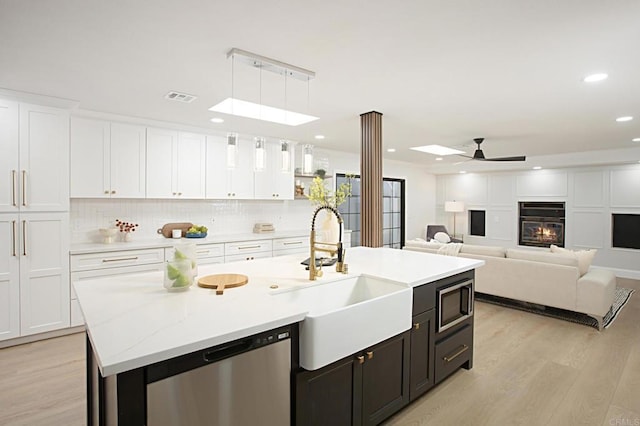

[21,170,27,207]
[102,257,139,263]
[283,241,302,245]
[22,220,27,256]
[443,344,469,363]
[12,170,17,207]
[238,245,261,250]
[11,221,17,257]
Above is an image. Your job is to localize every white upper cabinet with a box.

[0,101,69,212]
[147,128,206,199]
[71,118,146,198]
[205,134,255,199]
[254,141,295,200]
[109,123,146,198]
[0,100,19,213]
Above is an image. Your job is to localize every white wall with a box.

[436,163,640,277]
[71,147,437,245]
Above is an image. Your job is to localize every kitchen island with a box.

[75,246,483,425]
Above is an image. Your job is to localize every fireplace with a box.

[518,202,565,248]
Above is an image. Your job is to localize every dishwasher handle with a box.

[203,339,253,363]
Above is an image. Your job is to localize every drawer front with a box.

[71,248,165,272]
[198,256,225,266]
[70,263,164,299]
[434,324,473,384]
[225,251,272,263]
[412,283,436,315]
[224,240,273,256]
[272,237,309,251]
[165,244,225,262]
[273,247,308,257]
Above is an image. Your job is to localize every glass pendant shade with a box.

[302,144,314,175]
[226,133,238,168]
[255,137,266,171]
[280,140,291,172]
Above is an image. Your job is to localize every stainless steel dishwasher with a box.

[146,326,292,426]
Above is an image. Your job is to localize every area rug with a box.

[475,288,635,330]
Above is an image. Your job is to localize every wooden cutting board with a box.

[198,274,248,295]
[157,222,193,238]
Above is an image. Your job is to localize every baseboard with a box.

[0,325,85,349]
[591,266,640,280]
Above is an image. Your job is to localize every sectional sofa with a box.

[403,240,617,330]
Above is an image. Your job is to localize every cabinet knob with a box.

[104,190,109,194]
[173,192,177,196]
[178,192,182,196]
[228,193,231,196]
[357,355,364,364]
[111,190,116,194]
[366,351,374,360]
[232,193,236,196]
[413,323,420,330]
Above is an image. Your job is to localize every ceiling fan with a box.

[458,138,526,162]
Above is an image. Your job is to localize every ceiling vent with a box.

[164,91,197,103]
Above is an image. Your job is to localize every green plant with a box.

[307,175,352,208]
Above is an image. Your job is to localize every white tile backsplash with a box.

[71,198,314,243]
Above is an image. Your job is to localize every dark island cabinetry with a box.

[295,331,411,426]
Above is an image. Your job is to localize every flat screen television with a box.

[612,213,640,249]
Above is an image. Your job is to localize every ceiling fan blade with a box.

[483,156,526,162]
[456,154,474,159]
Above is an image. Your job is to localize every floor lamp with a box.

[444,201,465,238]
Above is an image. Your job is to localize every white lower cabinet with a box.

[0,212,70,341]
[224,240,273,263]
[272,236,309,257]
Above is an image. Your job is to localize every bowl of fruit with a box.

[185,225,208,238]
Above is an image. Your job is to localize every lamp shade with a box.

[444,201,465,213]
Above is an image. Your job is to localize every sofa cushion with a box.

[459,244,506,258]
[506,248,578,268]
[550,245,597,276]
[433,232,451,243]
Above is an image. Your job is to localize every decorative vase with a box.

[317,209,341,253]
[123,232,133,242]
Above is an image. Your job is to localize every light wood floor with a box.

[1,279,639,426]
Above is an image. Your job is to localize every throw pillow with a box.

[550,244,597,276]
[433,232,451,244]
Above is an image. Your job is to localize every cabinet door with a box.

[146,127,178,198]
[362,331,411,426]
[0,100,19,212]
[0,215,20,341]
[205,134,254,199]
[19,212,70,336]
[205,135,231,199]
[19,104,69,211]
[175,132,206,198]
[296,356,362,426]
[70,116,111,198]
[409,309,435,401]
[254,142,294,200]
[110,123,146,198]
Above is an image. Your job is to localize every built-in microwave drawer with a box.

[71,248,165,272]
[434,324,473,384]
[224,240,273,256]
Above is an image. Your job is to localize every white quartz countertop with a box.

[70,230,312,255]
[74,247,483,376]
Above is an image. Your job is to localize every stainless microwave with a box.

[437,279,473,333]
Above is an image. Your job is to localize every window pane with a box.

[383,229,392,244]
[383,197,392,212]
[392,213,400,228]
[383,181,393,197]
[383,213,392,229]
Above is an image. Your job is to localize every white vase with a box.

[123,232,133,242]
[317,209,341,254]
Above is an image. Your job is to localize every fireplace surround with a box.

[518,201,565,248]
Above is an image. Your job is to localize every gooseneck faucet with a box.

[309,205,347,280]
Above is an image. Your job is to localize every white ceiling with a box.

[2,0,640,173]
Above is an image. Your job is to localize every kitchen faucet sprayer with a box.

[309,205,347,280]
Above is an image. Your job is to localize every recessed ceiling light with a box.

[633,138,640,142]
[616,116,634,122]
[435,157,443,161]
[210,118,224,123]
[583,73,608,83]
[387,148,396,153]
[410,145,465,156]
[459,171,466,174]
[533,166,542,170]
[314,135,325,140]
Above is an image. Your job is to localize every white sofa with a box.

[403,241,617,330]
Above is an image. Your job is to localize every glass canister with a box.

[172,241,197,276]
[164,259,194,291]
